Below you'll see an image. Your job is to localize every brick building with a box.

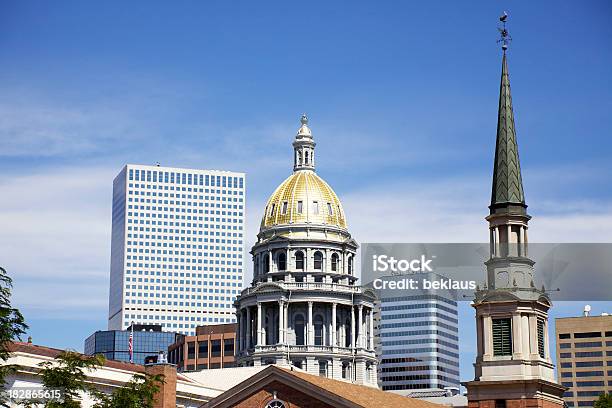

[203,365,442,408]
[168,323,236,371]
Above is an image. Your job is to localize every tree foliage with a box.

[0,266,28,406]
[594,393,612,408]
[91,372,164,408]
[37,351,105,408]
[34,351,164,408]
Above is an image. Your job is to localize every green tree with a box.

[0,266,28,406]
[594,393,612,408]
[37,351,105,408]
[91,372,164,408]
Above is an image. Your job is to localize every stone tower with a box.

[464,17,566,408]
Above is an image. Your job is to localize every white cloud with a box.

[0,167,114,318]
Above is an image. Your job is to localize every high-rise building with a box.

[377,278,460,393]
[84,324,177,365]
[107,164,246,335]
[234,115,378,386]
[556,311,612,407]
[464,17,565,408]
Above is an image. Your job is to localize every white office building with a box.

[377,283,460,394]
[107,164,245,335]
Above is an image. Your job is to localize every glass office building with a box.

[84,325,177,365]
[377,275,460,394]
[107,164,246,335]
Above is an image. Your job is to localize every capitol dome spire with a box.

[293,113,316,171]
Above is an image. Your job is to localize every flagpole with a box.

[129,320,134,364]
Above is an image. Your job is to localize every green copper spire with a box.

[490,52,527,215]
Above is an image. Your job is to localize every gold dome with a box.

[261,170,347,230]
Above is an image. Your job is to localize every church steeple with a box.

[465,16,565,408]
[485,21,533,290]
[293,114,316,172]
[490,51,527,216]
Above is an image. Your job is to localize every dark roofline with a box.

[201,365,361,408]
[8,342,146,373]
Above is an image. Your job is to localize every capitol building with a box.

[234,115,378,386]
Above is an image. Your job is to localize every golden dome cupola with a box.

[293,114,315,171]
[260,171,347,230]
[260,115,348,232]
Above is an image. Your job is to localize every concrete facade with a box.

[107,164,245,334]
[555,314,612,407]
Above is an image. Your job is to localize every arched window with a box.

[366,363,373,382]
[254,255,259,276]
[263,254,270,273]
[318,360,328,377]
[313,251,323,270]
[265,400,286,408]
[305,150,309,165]
[294,314,305,345]
[295,251,304,271]
[314,315,324,346]
[277,252,286,271]
[342,362,350,379]
[331,253,339,272]
[347,256,353,275]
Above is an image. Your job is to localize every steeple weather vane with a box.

[497,11,511,52]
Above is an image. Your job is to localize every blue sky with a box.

[1,1,611,382]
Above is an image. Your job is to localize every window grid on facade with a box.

[108,165,246,336]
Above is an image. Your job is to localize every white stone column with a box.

[368,308,374,350]
[529,314,538,358]
[284,302,289,345]
[246,307,251,349]
[257,303,263,346]
[238,310,244,351]
[268,250,273,272]
[521,314,530,356]
[482,315,492,359]
[512,313,523,358]
[494,227,500,258]
[350,306,355,349]
[308,301,313,346]
[278,300,284,344]
[331,303,337,347]
[476,312,483,356]
[357,305,363,348]
[544,318,551,360]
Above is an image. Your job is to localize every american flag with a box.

[128,332,133,363]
